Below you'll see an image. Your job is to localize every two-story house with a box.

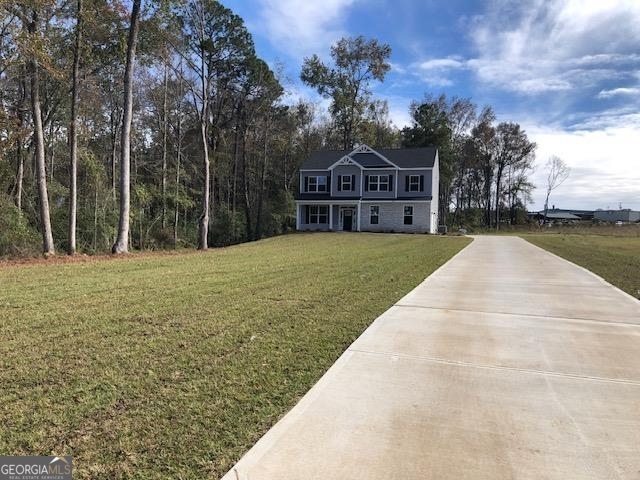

[295,144,439,234]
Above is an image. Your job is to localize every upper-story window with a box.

[339,174,353,191]
[366,174,393,192]
[406,175,424,192]
[305,175,328,192]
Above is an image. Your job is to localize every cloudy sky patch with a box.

[221,0,640,209]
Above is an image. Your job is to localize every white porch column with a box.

[357,202,361,231]
[329,204,333,231]
[296,204,300,230]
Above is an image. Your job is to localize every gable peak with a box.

[351,143,376,155]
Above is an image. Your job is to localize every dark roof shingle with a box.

[301,146,437,170]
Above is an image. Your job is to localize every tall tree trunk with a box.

[197,34,210,250]
[68,0,82,255]
[15,149,24,212]
[255,123,269,239]
[173,137,181,247]
[110,107,118,206]
[93,178,98,251]
[27,11,55,256]
[173,71,184,248]
[112,0,142,254]
[161,64,168,229]
[198,119,210,250]
[494,165,504,231]
[484,163,492,228]
[48,123,55,183]
[14,69,27,212]
[241,133,252,241]
[232,121,240,240]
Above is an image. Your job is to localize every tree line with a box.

[0,0,536,257]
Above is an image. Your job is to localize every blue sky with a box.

[220,0,640,211]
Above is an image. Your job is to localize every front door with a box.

[343,209,353,231]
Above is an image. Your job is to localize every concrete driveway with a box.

[222,236,640,480]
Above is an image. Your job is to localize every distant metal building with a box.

[594,209,640,223]
[529,208,593,222]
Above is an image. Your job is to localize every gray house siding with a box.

[362,170,395,199]
[361,202,432,233]
[298,204,330,231]
[397,170,433,199]
[300,170,331,195]
[331,165,361,197]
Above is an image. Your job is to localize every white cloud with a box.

[256,0,358,59]
[417,58,465,70]
[467,0,640,95]
[597,87,640,99]
[524,124,640,210]
[409,56,468,87]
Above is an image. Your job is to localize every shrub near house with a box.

[295,144,439,234]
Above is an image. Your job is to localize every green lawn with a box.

[523,234,640,298]
[0,233,470,479]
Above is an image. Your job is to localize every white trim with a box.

[339,207,356,231]
[296,200,355,205]
[301,166,434,172]
[403,205,414,226]
[325,143,401,170]
[327,156,365,170]
[351,144,400,169]
[408,174,421,192]
[357,202,361,231]
[329,203,333,230]
[307,204,329,224]
[340,175,353,191]
[365,173,392,192]
[369,204,380,226]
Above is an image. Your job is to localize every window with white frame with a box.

[367,174,391,192]
[306,176,327,192]
[307,205,328,224]
[403,205,413,225]
[370,205,379,224]
[408,175,421,192]
[340,175,353,191]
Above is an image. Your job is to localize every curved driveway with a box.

[223,236,640,480]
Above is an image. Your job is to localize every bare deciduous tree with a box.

[543,155,570,221]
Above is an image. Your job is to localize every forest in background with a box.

[0,0,537,257]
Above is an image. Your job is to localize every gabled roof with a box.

[301,144,438,170]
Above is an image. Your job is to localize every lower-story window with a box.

[403,205,413,225]
[370,205,379,224]
[307,205,329,224]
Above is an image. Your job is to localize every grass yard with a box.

[523,234,640,298]
[0,232,470,479]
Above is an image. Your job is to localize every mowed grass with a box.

[523,233,640,298]
[0,232,470,479]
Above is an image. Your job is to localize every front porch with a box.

[296,202,362,232]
